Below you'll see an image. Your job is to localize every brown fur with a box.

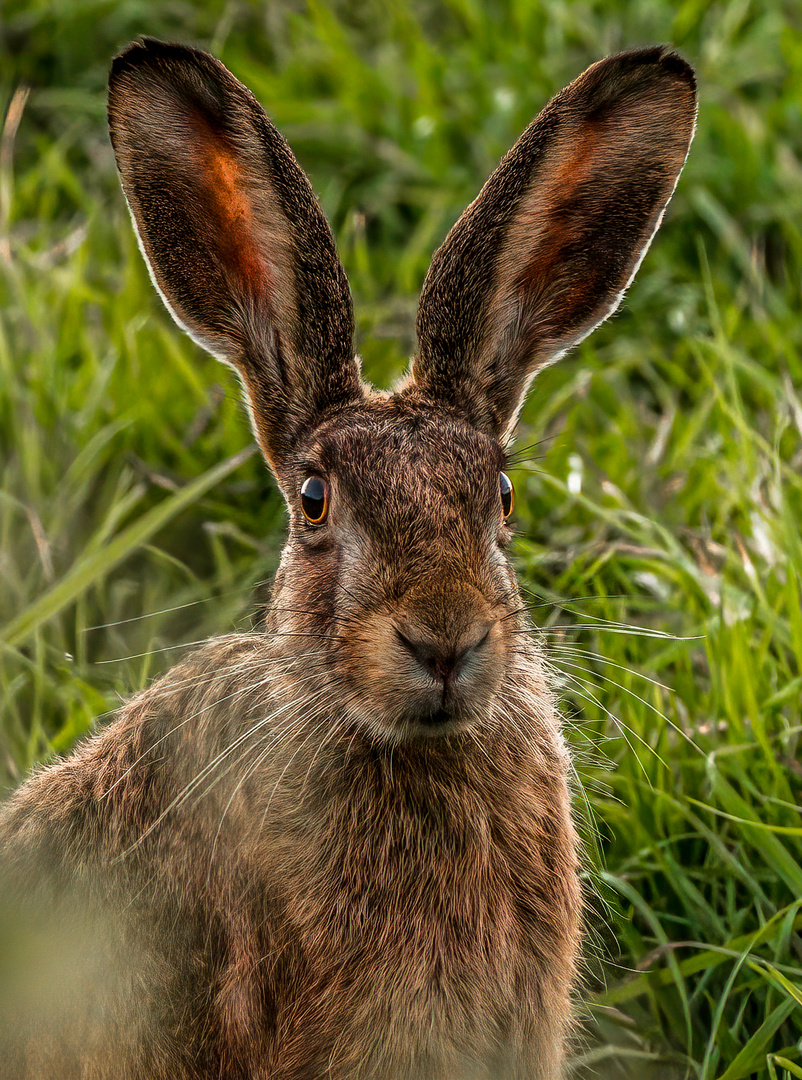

[0,40,696,1079]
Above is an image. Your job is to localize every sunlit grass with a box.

[2,1,801,1075]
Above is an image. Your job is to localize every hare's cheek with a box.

[484,543,519,604]
[339,611,409,690]
[330,619,417,739]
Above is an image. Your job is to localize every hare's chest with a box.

[262,765,579,1076]
[279,816,559,1076]
[288,878,528,1079]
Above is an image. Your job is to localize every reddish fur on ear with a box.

[412,47,697,440]
[192,124,273,304]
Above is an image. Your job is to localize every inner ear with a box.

[109,56,298,361]
[495,100,689,355]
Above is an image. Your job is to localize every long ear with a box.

[108,38,363,475]
[411,47,697,441]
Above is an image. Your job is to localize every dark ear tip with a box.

[109,40,146,85]
[109,37,211,87]
[108,39,205,145]
[607,45,697,95]
[654,46,697,93]
[110,38,168,77]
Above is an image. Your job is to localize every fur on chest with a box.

[249,741,579,1059]
[190,732,580,1079]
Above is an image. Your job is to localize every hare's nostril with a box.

[393,619,494,684]
[395,626,448,675]
[395,625,453,680]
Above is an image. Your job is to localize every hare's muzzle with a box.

[349,582,507,738]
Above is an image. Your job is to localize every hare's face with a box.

[109,40,695,734]
[278,397,519,738]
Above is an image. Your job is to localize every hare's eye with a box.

[500,472,514,520]
[301,476,329,525]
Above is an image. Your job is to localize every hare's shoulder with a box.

[0,634,286,1078]
[0,633,278,866]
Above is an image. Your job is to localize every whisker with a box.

[506,434,557,461]
[262,711,337,820]
[499,606,528,624]
[492,699,529,749]
[181,676,337,810]
[105,650,332,798]
[82,585,257,631]
[544,660,663,778]
[218,672,335,778]
[549,643,673,692]
[551,648,702,754]
[205,688,336,870]
[333,576,374,608]
[130,692,320,848]
[522,624,700,641]
[95,629,346,666]
[104,659,268,796]
[269,605,354,624]
[95,636,224,664]
[192,685,332,809]
[518,588,632,608]
[554,609,698,636]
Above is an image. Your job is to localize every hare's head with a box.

[108,40,696,742]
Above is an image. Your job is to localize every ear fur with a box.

[411,47,697,440]
[108,38,363,475]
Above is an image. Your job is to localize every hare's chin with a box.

[392,710,475,741]
[409,706,476,738]
[380,694,495,741]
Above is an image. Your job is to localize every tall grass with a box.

[2,1,801,1075]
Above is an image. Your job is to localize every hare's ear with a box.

[108,39,362,475]
[412,48,696,441]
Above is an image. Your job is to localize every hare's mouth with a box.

[391,696,485,740]
[416,706,455,729]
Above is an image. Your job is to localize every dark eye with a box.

[499,471,514,519]
[301,476,329,525]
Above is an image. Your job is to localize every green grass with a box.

[2,0,801,1075]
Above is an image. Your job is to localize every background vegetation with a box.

[1,0,801,1075]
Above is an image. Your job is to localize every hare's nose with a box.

[394,620,492,684]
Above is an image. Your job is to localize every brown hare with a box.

[0,39,696,1079]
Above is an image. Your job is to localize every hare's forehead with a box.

[308,408,503,496]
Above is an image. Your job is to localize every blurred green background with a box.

[1,1,801,1075]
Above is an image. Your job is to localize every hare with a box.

[0,39,696,1080]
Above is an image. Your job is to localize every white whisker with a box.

[549,647,702,755]
[543,660,663,779]
[104,650,332,798]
